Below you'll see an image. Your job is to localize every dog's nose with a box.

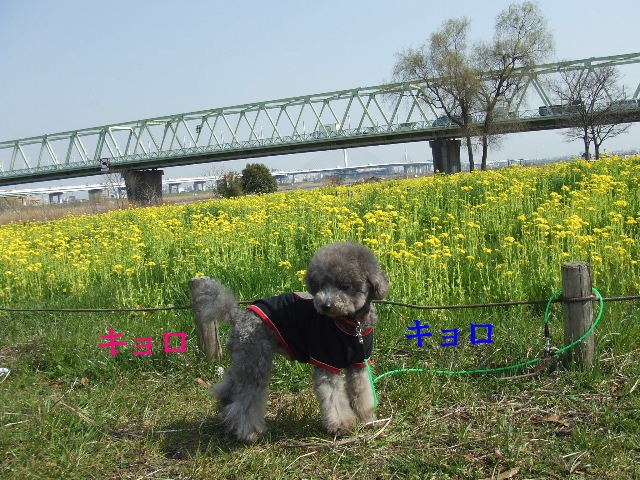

[320,302,333,312]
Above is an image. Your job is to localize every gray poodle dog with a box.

[207,242,389,442]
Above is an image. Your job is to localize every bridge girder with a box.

[1,52,639,186]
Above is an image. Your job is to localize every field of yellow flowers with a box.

[1,155,639,479]
[1,155,638,309]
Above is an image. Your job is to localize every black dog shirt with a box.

[247,292,373,373]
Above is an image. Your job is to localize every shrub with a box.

[216,172,243,198]
[240,163,277,194]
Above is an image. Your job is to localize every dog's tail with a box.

[189,276,239,324]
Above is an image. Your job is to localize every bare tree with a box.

[392,2,553,171]
[102,172,127,209]
[393,18,481,170]
[474,1,554,169]
[202,165,226,191]
[553,65,631,159]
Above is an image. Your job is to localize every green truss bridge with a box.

[1,52,639,188]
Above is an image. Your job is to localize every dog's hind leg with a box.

[313,367,357,436]
[346,365,376,423]
[211,320,276,443]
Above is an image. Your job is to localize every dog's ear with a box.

[368,269,389,300]
[304,267,319,294]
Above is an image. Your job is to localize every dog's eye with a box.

[338,283,351,291]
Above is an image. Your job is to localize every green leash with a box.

[367,288,604,408]
[365,358,379,408]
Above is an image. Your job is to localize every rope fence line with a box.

[1,295,639,314]
[0,305,192,313]
[2,264,631,409]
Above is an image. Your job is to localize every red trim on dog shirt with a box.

[246,304,298,361]
[309,356,342,374]
[351,358,373,369]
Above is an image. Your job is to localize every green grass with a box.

[1,156,640,479]
[2,306,639,479]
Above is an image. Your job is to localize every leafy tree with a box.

[240,163,278,194]
[216,172,243,198]
[553,65,630,159]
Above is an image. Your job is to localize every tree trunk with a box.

[481,135,489,170]
[594,142,601,160]
[466,136,474,171]
[583,136,591,160]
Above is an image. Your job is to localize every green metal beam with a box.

[1,52,639,185]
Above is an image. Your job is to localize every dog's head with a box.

[305,242,389,318]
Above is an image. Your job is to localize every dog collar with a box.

[334,314,373,344]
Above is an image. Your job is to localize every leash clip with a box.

[543,322,555,357]
[356,321,364,345]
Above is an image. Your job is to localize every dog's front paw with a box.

[325,411,357,437]
[358,410,377,424]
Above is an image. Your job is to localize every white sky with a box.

[1,0,639,187]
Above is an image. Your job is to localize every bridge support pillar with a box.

[48,192,63,204]
[123,169,163,205]
[193,181,206,192]
[429,139,461,174]
[88,189,103,203]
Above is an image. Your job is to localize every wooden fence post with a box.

[189,276,222,361]
[561,262,595,368]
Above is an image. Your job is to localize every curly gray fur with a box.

[207,242,389,442]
